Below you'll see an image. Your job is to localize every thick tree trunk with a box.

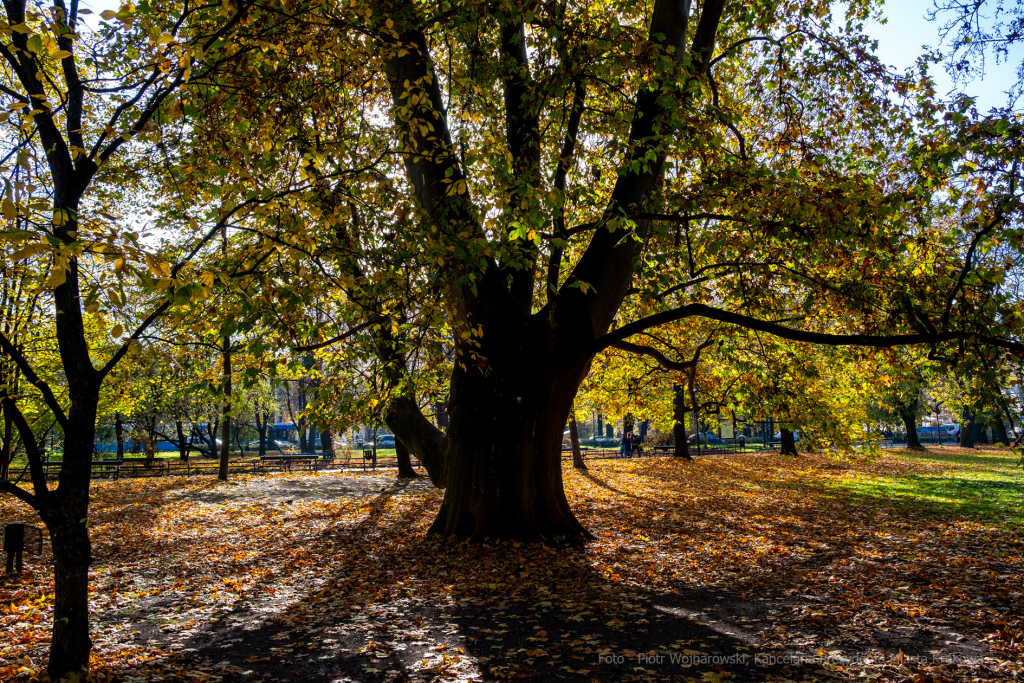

[780,428,798,456]
[596,413,603,438]
[422,352,592,541]
[219,342,231,480]
[901,410,924,450]
[993,418,1009,444]
[321,428,335,457]
[973,420,987,444]
[569,414,586,470]
[175,419,188,461]
[395,436,419,478]
[960,412,976,447]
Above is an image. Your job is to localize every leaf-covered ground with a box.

[1,448,1022,682]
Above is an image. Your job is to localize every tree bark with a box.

[959,412,975,447]
[115,414,124,459]
[672,384,692,460]
[175,419,189,461]
[0,407,11,480]
[993,417,1009,444]
[219,340,231,480]
[973,420,987,444]
[321,428,335,457]
[780,428,798,456]
[569,413,586,470]
[901,409,924,450]
[596,413,603,438]
[256,411,268,456]
[41,387,100,678]
[395,436,419,478]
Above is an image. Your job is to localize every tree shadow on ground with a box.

[86,453,1018,683]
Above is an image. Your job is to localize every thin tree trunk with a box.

[257,411,268,456]
[115,414,124,459]
[396,436,419,477]
[219,340,231,480]
[672,385,692,460]
[175,419,188,461]
[569,413,586,470]
[0,407,11,480]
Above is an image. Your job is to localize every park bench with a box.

[91,459,123,479]
[119,458,168,478]
[258,454,319,473]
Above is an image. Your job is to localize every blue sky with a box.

[863,0,1022,111]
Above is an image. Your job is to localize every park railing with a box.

[32,450,423,481]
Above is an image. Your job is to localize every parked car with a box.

[773,431,800,442]
[371,435,396,448]
[688,432,724,445]
[916,424,957,437]
[584,436,619,448]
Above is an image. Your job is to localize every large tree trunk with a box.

[596,413,603,438]
[219,341,231,480]
[780,428,798,456]
[901,409,924,450]
[412,352,592,542]
[960,411,976,448]
[395,436,419,478]
[973,420,987,444]
[321,428,335,457]
[993,418,1009,444]
[569,414,586,470]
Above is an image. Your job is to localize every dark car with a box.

[585,436,619,448]
[687,432,725,445]
[372,435,396,448]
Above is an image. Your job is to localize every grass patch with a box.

[824,446,1024,527]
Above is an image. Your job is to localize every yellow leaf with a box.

[111,324,123,338]
[100,9,117,19]
[46,264,67,288]
[2,199,15,221]
[51,49,72,59]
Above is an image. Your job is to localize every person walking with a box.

[631,431,642,458]
[620,431,630,458]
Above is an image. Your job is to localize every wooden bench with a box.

[258,454,319,473]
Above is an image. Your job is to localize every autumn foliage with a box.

[2,449,1022,682]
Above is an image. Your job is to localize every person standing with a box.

[620,431,630,458]
[631,431,642,458]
